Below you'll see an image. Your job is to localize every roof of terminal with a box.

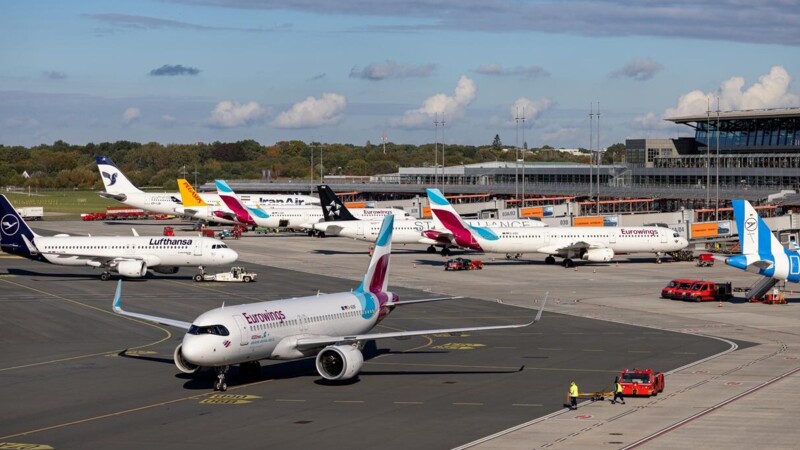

[666,108,800,123]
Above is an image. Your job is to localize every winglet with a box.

[113,279,123,313]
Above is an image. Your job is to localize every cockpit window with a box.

[673,232,680,238]
[188,324,230,336]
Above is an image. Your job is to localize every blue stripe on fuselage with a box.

[467,225,498,241]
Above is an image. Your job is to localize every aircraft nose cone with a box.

[224,249,239,263]
[180,336,206,364]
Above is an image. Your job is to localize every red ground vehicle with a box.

[163,226,175,236]
[200,229,215,238]
[696,253,715,267]
[618,368,664,397]
[661,279,698,299]
[682,281,733,302]
[445,257,483,271]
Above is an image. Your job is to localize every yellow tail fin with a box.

[177,179,208,207]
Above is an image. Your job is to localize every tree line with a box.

[0,139,625,190]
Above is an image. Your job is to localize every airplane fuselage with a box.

[105,191,319,216]
[726,249,800,283]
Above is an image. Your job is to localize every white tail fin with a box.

[734,199,783,256]
[95,156,144,194]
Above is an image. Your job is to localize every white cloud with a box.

[122,107,141,124]
[271,93,347,129]
[609,57,663,81]
[475,63,550,78]
[390,75,477,129]
[350,61,436,80]
[207,101,266,128]
[508,97,553,125]
[633,66,800,130]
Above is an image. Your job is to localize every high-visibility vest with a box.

[569,384,579,397]
[616,383,623,393]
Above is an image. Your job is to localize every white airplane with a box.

[0,195,238,280]
[427,188,689,266]
[176,178,237,225]
[95,156,320,216]
[310,184,547,253]
[215,180,412,231]
[112,215,544,391]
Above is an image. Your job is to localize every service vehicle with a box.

[618,368,664,397]
[682,281,733,302]
[661,279,698,299]
[696,253,715,267]
[163,226,175,236]
[16,206,43,221]
[194,266,256,283]
[445,257,483,271]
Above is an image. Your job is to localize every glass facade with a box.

[695,117,800,151]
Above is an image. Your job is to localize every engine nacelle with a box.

[315,344,364,381]
[152,266,179,274]
[173,344,199,374]
[581,248,615,262]
[115,260,147,277]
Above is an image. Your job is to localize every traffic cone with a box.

[593,268,596,274]
[413,263,417,269]
[718,300,722,308]
[574,266,578,272]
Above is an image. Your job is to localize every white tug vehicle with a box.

[194,266,256,283]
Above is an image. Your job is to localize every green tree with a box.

[492,134,502,149]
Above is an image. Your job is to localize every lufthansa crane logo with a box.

[1,214,20,236]
[744,217,758,232]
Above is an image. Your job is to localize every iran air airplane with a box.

[310,185,547,254]
[215,180,411,231]
[0,195,238,280]
[112,215,544,391]
[96,156,319,216]
[427,188,688,266]
[722,199,800,282]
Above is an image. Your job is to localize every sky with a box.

[1,0,799,149]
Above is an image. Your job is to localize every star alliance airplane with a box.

[112,215,544,391]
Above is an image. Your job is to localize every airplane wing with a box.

[295,296,546,350]
[111,280,192,330]
[387,296,464,306]
[537,241,601,255]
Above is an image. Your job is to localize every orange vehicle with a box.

[618,368,664,397]
[661,279,697,299]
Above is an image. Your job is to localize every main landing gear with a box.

[561,258,575,268]
[214,366,229,391]
[440,247,451,256]
[100,271,112,281]
[655,252,664,264]
[544,256,556,265]
[426,245,437,254]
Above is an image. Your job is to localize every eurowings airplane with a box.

[426,188,688,266]
[723,199,800,282]
[215,180,412,231]
[176,178,237,225]
[310,184,547,253]
[0,195,238,280]
[112,215,544,390]
[96,156,319,216]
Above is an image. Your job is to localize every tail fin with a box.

[317,185,358,221]
[95,156,144,194]
[426,188,496,249]
[0,195,42,260]
[177,179,208,207]
[356,214,393,294]
[215,180,270,225]
[733,199,783,257]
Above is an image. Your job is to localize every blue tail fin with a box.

[0,195,42,260]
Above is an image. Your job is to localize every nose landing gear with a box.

[213,366,229,391]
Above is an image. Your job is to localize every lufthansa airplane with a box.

[96,156,319,216]
[310,184,547,253]
[427,188,688,266]
[112,215,544,390]
[723,199,800,282]
[0,195,238,280]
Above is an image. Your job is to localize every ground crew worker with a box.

[568,381,579,410]
[612,377,626,405]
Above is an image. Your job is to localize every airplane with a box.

[95,156,320,216]
[723,199,800,282]
[176,178,237,226]
[0,195,239,280]
[215,180,412,232]
[310,184,547,253]
[112,214,545,391]
[426,188,688,266]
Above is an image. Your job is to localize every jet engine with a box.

[581,248,615,262]
[152,266,179,274]
[173,344,200,374]
[115,260,147,277]
[315,344,364,381]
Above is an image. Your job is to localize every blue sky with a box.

[2,0,799,148]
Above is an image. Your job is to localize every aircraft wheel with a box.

[100,272,111,281]
[193,274,203,282]
[545,256,555,265]
[563,259,574,268]
[426,246,437,253]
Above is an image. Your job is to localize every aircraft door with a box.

[232,315,250,346]
[790,254,800,276]
[609,231,616,244]
[357,223,365,238]
[193,239,202,256]
[661,230,667,244]
[299,314,309,333]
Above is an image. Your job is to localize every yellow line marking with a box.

[0,279,172,372]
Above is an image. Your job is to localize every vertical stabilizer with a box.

[426,188,495,249]
[317,185,358,221]
[0,195,43,260]
[356,215,393,294]
[177,179,208,207]
[734,199,782,257]
[95,156,144,194]
[215,180,270,225]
